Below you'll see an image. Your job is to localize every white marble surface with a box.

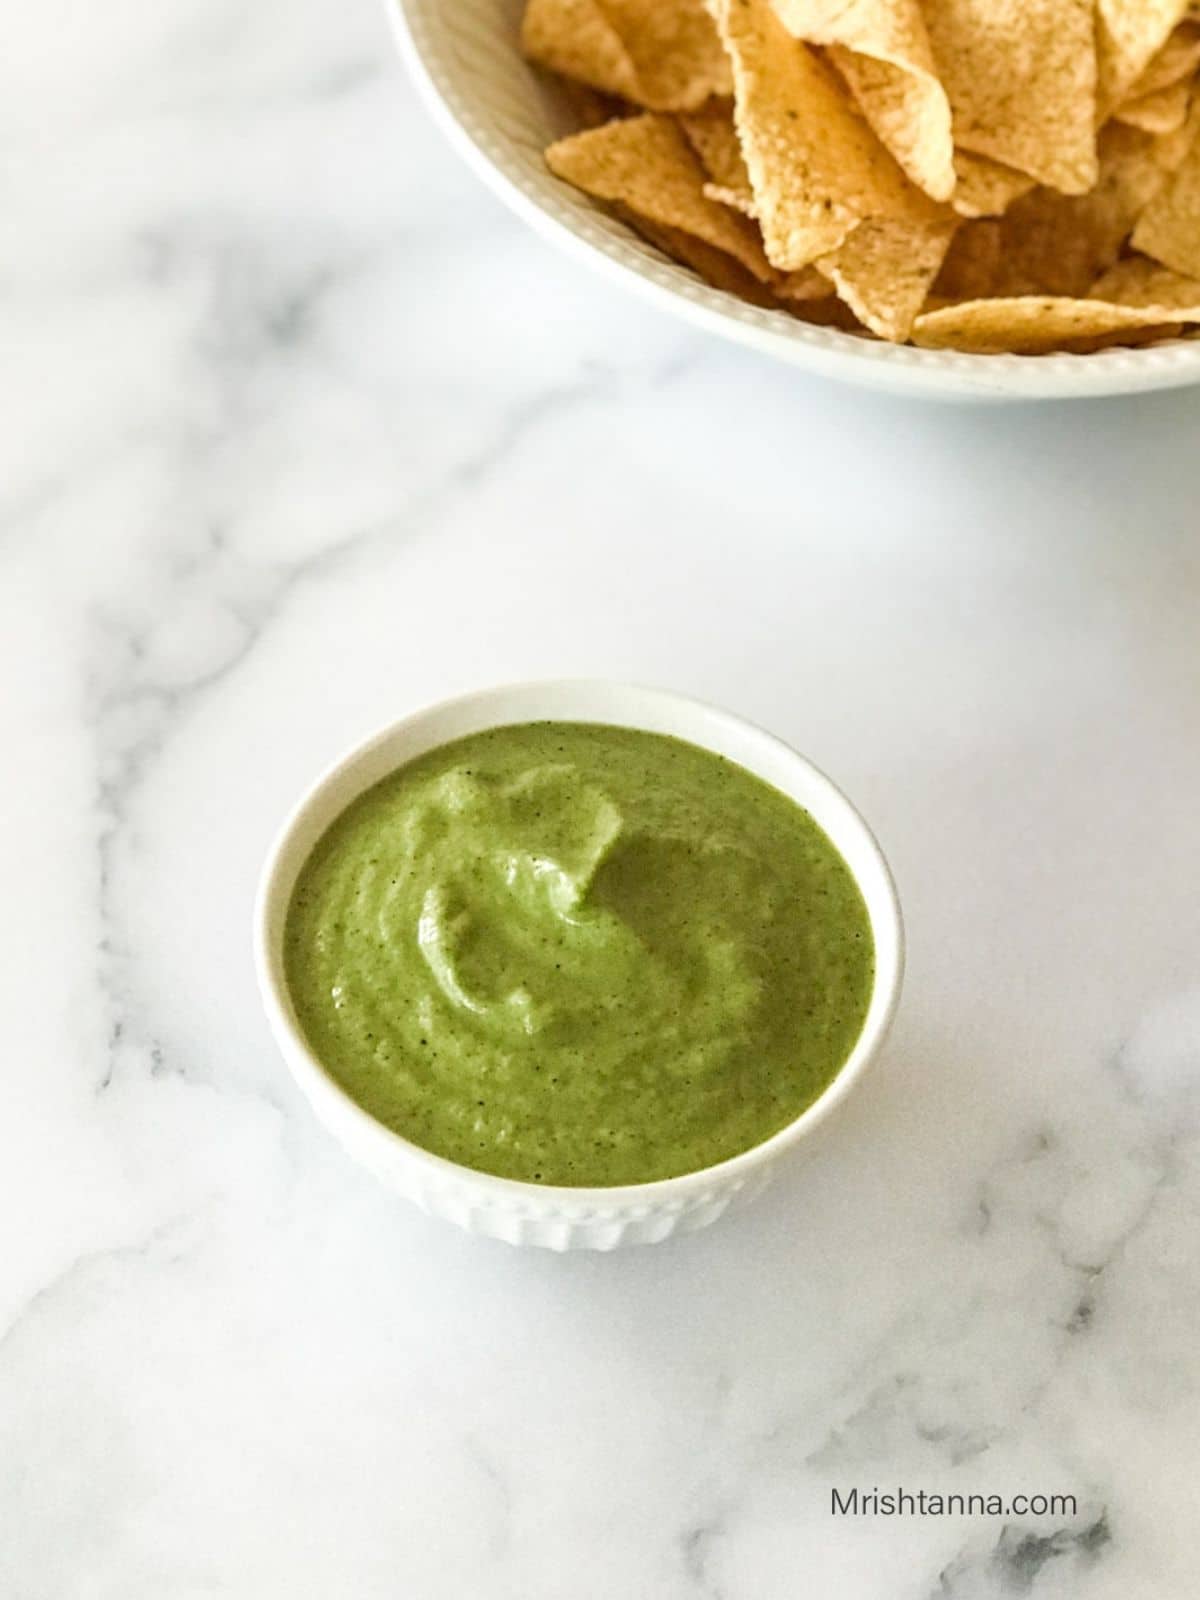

[4,1,1200,1594]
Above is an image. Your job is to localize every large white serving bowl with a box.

[385,0,1200,402]
[255,681,904,1251]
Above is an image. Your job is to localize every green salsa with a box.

[284,723,874,1186]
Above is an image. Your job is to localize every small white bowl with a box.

[255,682,904,1249]
[386,0,1200,402]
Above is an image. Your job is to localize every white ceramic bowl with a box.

[255,682,904,1249]
[386,0,1200,401]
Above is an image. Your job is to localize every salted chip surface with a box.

[559,78,628,130]
[523,0,640,103]
[815,215,958,339]
[1152,119,1195,170]
[1091,253,1200,302]
[680,112,758,218]
[912,294,1200,351]
[523,0,730,111]
[771,0,955,201]
[545,113,775,280]
[621,202,826,308]
[1132,111,1200,272]
[951,151,1036,216]
[702,181,757,216]
[622,211,780,304]
[936,124,1170,298]
[1123,21,1200,97]
[1097,0,1190,108]
[712,0,935,270]
[596,0,732,109]
[775,265,834,300]
[679,103,758,214]
[678,102,750,190]
[1115,76,1194,133]
[924,0,1099,195]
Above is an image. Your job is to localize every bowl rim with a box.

[254,679,905,1207]
[384,0,1200,400]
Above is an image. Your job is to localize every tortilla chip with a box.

[672,139,851,304]
[595,0,732,109]
[1132,108,1200,271]
[523,0,640,103]
[679,104,760,216]
[935,124,1170,297]
[522,0,730,112]
[1153,119,1195,168]
[814,215,958,339]
[776,265,835,300]
[788,295,871,332]
[924,0,1098,194]
[560,79,630,130]
[951,153,1037,215]
[830,49,955,204]
[1115,76,1194,133]
[702,181,757,216]
[770,0,955,202]
[621,211,781,305]
[712,0,938,270]
[678,102,749,190]
[951,151,1037,216]
[530,0,1200,352]
[912,294,1200,351]
[1123,22,1200,97]
[623,206,833,310]
[933,220,1004,298]
[1097,0,1190,109]
[546,113,777,279]
[1090,253,1200,302]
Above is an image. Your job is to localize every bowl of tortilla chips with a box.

[388,0,1200,398]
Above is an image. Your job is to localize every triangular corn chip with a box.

[1123,22,1200,98]
[559,79,630,130]
[936,124,1170,297]
[1132,109,1200,272]
[702,181,757,216]
[951,152,1036,216]
[769,0,954,202]
[776,265,835,301]
[1097,0,1190,109]
[524,0,640,103]
[925,0,1099,194]
[622,211,781,305]
[595,0,732,109]
[545,113,775,280]
[678,102,751,191]
[815,216,958,340]
[523,0,730,111]
[1091,253,1200,302]
[679,103,758,214]
[913,294,1200,351]
[712,0,938,270]
[1115,76,1194,134]
[527,0,1200,352]
[1152,119,1196,169]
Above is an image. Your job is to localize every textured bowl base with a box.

[387,0,1200,400]
[337,1106,772,1248]
[412,1170,773,1251]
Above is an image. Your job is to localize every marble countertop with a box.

[4,1,1200,1595]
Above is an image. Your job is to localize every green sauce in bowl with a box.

[283,722,873,1186]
